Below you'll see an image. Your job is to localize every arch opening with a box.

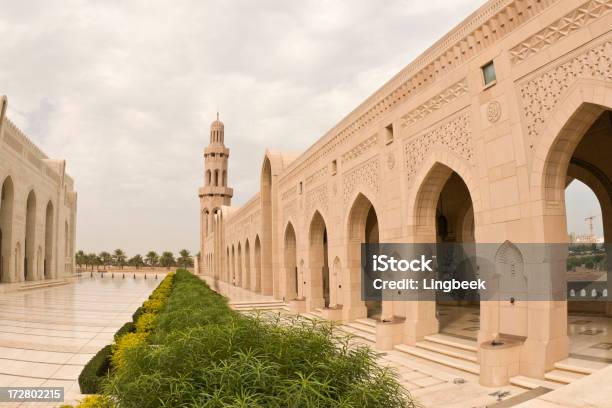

[556,108,612,360]
[346,193,380,319]
[44,201,54,279]
[254,235,262,293]
[244,239,251,291]
[25,191,37,281]
[284,223,298,301]
[0,177,14,283]
[309,212,330,308]
[415,165,478,337]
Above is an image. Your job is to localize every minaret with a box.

[199,113,233,275]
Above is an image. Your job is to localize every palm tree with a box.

[99,251,112,270]
[113,249,127,269]
[159,251,175,269]
[145,251,159,269]
[177,249,192,268]
[128,254,145,269]
[87,253,99,270]
[75,250,86,269]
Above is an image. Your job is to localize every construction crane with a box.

[585,214,599,238]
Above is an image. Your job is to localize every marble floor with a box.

[0,274,162,407]
[438,305,612,361]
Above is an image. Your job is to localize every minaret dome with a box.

[210,112,224,144]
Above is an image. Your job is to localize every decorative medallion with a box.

[487,101,501,123]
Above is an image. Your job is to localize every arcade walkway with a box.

[0,274,161,407]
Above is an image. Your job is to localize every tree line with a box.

[75,249,195,270]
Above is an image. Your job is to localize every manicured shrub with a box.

[111,332,148,371]
[131,306,144,323]
[135,312,156,333]
[78,344,112,394]
[142,298,164,313]
[113,322,135,341]
[78,272,175,400]
[74,395,114,408]
[103,270,416,407]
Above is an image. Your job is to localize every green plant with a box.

[135,312,156,333]
[131,306,144,323]
[103,270,415,407]
[111,332,148,371]
[113,322,135,342]
[78,345,113,394]
[74,395,114,408]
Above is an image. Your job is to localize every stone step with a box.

[340,325,376,343]
[299,312,323,320]
[554,357,608,375]
[231,304,286,310]
[510,375,563,390]
[344,321,376,334]
[423,333,478,352]
[415,340,478,363]
[18,280,69,291]
[544,368,587,384]
[394,344,480,375]
[354,318,377,327]
[230,300,286,306]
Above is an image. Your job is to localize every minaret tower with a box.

[199,113,233,275]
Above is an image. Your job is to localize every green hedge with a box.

[78,345,113,394]
[131,306,144,323]
[103,270,416,407]
[114,322,136,342]
[78,273,175,397]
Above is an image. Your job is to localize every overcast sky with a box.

[0,0,602,256]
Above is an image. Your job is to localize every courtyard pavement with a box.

[0,274,162,407]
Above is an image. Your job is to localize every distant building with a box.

[0,96,77,283]
[569,232,604,244]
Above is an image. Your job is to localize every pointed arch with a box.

[0,176,15,282]
[344,192,381,319]
[531,79,612,208]
[254,234,262,293]
[25,190,37,281]
[231,244,236,285]
[237,242,243,287]
[308,211,330,309]
[44,200,54,279]
[283,222,298,301]
[244,238,251,290]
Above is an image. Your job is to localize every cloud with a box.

[12,0,597,256]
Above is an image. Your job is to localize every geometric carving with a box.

[343,158,380,203]
[510,0,612,64]
[305,166,328,187]
[401,80,468,127]
[283,199,297,223]
[341,134,377,164]
[518,40,612,143]
[305,184,328,212]
[404,111,473,185]
[281,185,298,202]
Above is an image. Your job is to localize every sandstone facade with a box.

[199,0,612,383]
[0,96,77,283]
